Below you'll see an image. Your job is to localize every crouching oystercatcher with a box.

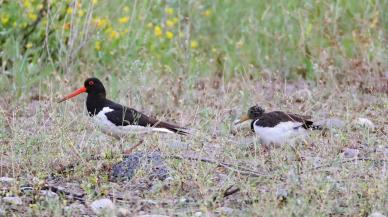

[234,105,322,145]
[58,78,188,138]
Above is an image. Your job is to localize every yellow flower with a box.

[108,29,120,40]
[78,9,85,17]
[172,17,179,24]
[147,22,153,28]
[123,6,130,12]
[94,18,109,29]
[190,40,198,49]
[23,0,32,9]
[28,13,38,21]
[212,48,217,53]
[37,4,43,10]
[1,15,10,25]
[66,7,73,15]
[154,26,163,37]
[26,42,33,49]
[166,31,174,39]
[203,9,212,17]
[166,19,174,27]
[118,16,129,24]
[165,7,174,15]
[92,0,98,5]
[95,41,101,51]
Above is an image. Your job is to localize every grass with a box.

[0,0,387,216]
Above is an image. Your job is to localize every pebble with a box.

[2,196,22,205]
[369,212,386,217]
[0,177,15,184]
[90,198,116,215]
[215,207,234,215]
[354,118,375,129]
[111,151,170,181]
[342,148,359,158]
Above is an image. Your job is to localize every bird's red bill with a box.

[58,86,86,103]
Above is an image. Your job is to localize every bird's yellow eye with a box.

[89,81,94,86]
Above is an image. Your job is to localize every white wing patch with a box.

[92,107,174,137]
[253,120,308,145]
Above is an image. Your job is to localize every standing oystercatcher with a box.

[58,78,188,138]
[234,105,321,145]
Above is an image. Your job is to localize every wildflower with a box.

[190,40,198,49]
[154,26,163,37]
[203,9,212,17]
[63,23,71,30]
[78,9,85,17]
[118,16,129,24]
[165,7,174,15]
[28,13,38,21]
[23,0,32,9]
[123,6,130,12]
[236,39,244,48]
[94,18,109,29]
[172,17,179,24]
[108,29,120,40]
[95,41,101,51]
[166,19,174,27]
[1,15,10,25]
[166,31,174,39]
[66,7,73,15]
[212,48,217,53]
[37,4,43,10]
[147,22,153,28]
[26,42,33,49]
[92,0,98,5]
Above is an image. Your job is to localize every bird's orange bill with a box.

[234,114,251,125]
[58,86,87,103]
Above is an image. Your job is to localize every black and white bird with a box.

[58,77,188,138]
[234,105,321,145]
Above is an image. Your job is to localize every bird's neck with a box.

[86,93,107,116]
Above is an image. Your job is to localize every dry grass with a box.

[0,71,386,216]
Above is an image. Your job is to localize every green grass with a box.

[0,0,387,216]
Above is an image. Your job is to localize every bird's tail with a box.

[154,121,190,135]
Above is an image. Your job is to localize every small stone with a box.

[194,211,203,217]
[3,196,22,205]
[40,190,59,200]
[342,148,359,158]
[117,207,130,217]
[354,118,375,129]
[90,198,115,215]
[276,188,288,200]
[369,212,386,217]
[215,207,234,215]
[0,177,15,184]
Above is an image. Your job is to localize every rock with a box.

[354,118,375,129]
[117,207,130,217]
[2,196,22,205]
[110,151,170,181]
[0,177,15,184]
[369,212,386,217]
[90,198,116,215]
[276,188,288,200]
[194,211,203,217]
[40,190,59,200]
[215,207,234,215]
[342,148,359,158]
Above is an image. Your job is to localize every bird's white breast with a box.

[92,107,173,138]
[253,120,308,145]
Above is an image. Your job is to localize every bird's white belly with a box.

[92,107,173,138]
[253,121,308,145]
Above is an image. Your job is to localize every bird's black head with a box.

[58,77,106,103]
[84,77,106,96]
[247,105,265,119]
[234,105,265,125]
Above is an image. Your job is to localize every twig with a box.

[167,155,267,177]
[223,185,241,198]
[123,139,144,156]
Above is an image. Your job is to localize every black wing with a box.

[255,111,314,128]
[104,102,188,135]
